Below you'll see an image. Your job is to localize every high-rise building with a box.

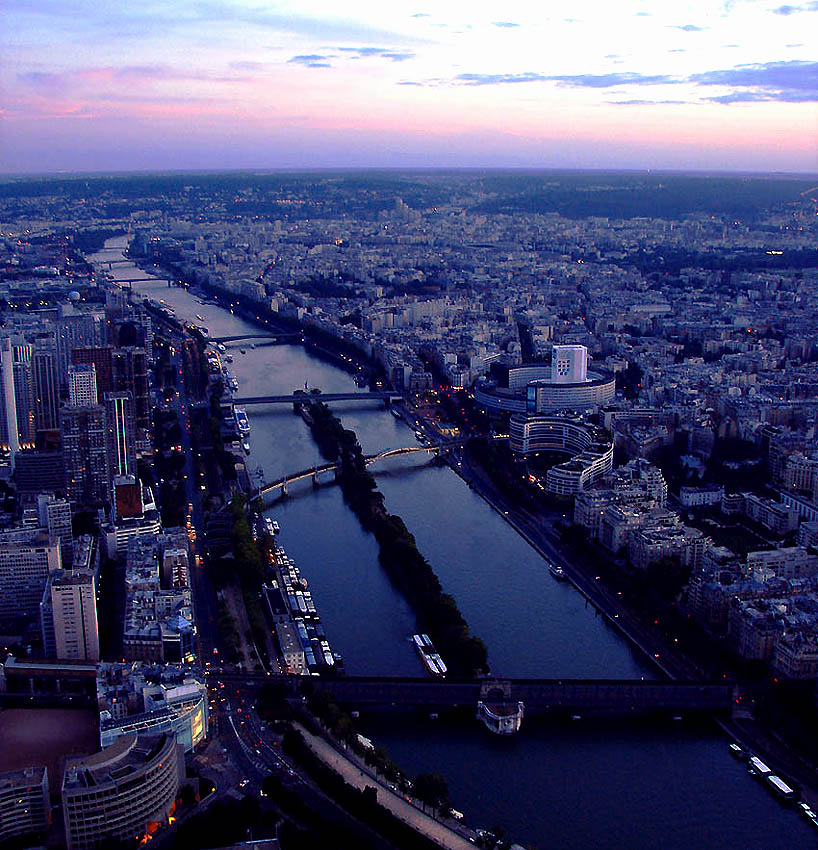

[55,309,104,390]
[37,493,73,567]
[551,344,588,384]
[14,450,65,499]
[0,529,62,624]
[11,342,35,446]
[0,337,20,460]
[71,346,113,402]
[104,392,136,479]
[112,347,149,430]
[42,570,100,661]
[61,405,109,507]
[0,767,50,845]
[31,348,59,434]
[68,364,98,408]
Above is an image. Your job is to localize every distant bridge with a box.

[233,391,402,406]
[211,333,301,344]
[256,444,443,498]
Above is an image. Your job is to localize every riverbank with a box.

[294,724,476,850]
[443,444,818,803]
[126,249,384,387]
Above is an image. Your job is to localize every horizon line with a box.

[2,166,817,181]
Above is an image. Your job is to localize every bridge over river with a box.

[312,677,739,714]
[208,671,745,717]
[255,443,447,499]
[233,390,402,406]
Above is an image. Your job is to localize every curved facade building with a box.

[525,371,616,414]
[100,680,208,753]
[62,732,182,850]
[510,414,614,496]
[475,347,615,416]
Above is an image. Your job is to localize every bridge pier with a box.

[312,468,320,488]
[281,481,289,497]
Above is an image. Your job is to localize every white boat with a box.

[413,633,446,678]
[242,440,250,454]
[748,756,772,776]
[549,563,567,581]
[234,407,250,435]
[766,775,796,802]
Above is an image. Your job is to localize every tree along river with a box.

[92,238,813,849]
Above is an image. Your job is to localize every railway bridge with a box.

[310,677,740,714]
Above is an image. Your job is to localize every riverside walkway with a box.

[295,724,476,850]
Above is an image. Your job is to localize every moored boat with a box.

[549,563,567,580]
[234,407,251,435]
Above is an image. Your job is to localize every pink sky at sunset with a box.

[1,1,816,173]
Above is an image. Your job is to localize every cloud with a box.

[229,61,265,71]
[432,59,817,105]
[670,24,706,31]
[454,72,548,86]
[336,46,415,62]
[17,71,65,90]
[188,2,426,45]
[454,71,674,88]
[11,1,427,46]
[689,59,818,101]
[288,54,332,68]
[705,89,817,103]
[17,64,251,89]
[492,21,519,28]
[773,1,818,13]
[611,99,688,106]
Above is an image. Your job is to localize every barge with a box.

[413,633,447,678]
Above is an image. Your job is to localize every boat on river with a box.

[413,633,447,678]
[549,563,567,581]
[234,407,250,435]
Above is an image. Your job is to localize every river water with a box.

[91,237,813,849]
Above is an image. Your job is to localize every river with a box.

[90,237,813,849]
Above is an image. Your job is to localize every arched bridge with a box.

[256,443,445,499]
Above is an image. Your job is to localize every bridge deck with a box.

[234,392,401,404]
[311,677,738,712]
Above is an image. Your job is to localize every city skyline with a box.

[2,1,817,174]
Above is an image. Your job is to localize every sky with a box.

[1,0,817,174]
